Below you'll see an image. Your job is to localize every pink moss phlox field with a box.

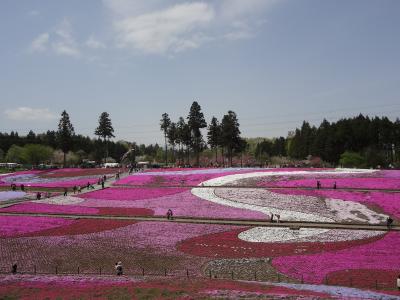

[103,221,241,252]
[0,203,99,215]
[272,189,400,219]
[80,190,266,219]
[114,169,260,186]
[272,232,400,284]
[78,187,187,201]
[0,216,73,238]
[262,177,400,189]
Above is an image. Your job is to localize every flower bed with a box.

[79,190,266,219]
[0,276,339,299]
[0,202,154,217]
[78,187,188,201]
[0,216,73,238]
[24,219,137,237]
[262,177,400,189]
[0,170,111,188]
[272,232,400,286]
[272,189,400,219]
[41,168,118,178]
[0,191,27,202]
[177,228,383,258]
[114,168,261,186]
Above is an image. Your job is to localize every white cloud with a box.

[86,36,106,49]
[29,19,80,58]
[30,33,49,52]
[104,0,281,55]
[114,2,215,54]
[4,107,57,121]
[52,19,80,57]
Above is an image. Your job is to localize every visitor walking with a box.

[20,184,25,191]
[397,274,400,291]
[276,214,281,223]
[11,263,17,274]
[63,188,68,197]
[73,185,77,194]
[11,184,16,191]
[387,217,394,229]
[270,213,274,223]
[115,262,123,276]
[36,192,41,200]
[101,180,105,189]
[333,182,337,189]
[316,181,321,190]
[167,209,173,220]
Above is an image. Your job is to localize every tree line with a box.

[160,101,246,167]
[286,114,400,168]
[1,107,399,168]
[0,111,162,167]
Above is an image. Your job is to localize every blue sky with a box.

[1,0,399,144]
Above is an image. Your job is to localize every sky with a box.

[0,0,399,145]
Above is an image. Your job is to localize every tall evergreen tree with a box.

[220,111,241,166]
[187,101,207,166]
[160,113,171,165]
[95,112,115,163]
[57,110,75,167]
[207,117,221,164]
[167,122,177,163]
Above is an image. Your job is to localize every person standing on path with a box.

[397,274,400,291]
[63,188,68,196]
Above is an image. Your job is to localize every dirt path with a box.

[0,211,398,231]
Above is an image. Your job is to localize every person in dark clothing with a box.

[167,209,173,220]
[36,192,41,200]
[101,180,105,189]
[316,181,321,189]
[11,264,17,274]
[387,217,394,229]
[333,182,337,189]
[63,188,68,196]
[20,184,25,191]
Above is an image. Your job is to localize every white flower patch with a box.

[239,227,383,243]
[34,195,85,205]
[192,169,386,244]
[214,188,333,219]
[192,187,332,222]
[239,227,329,243]
[198,169,376,187]
[326,198,387,224]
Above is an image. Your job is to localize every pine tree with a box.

[220,111,241,167]
[57,110,75,167]
[167,122,177,163]
[95,112,115,163]
[160,113,171,165]
[187,101,207,166]
[207,117,221,164]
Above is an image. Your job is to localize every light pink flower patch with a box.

[0,216,73,238]
[262,177,400,189]
[78,187,187,201]
[114,170,258,186]
[272,189,400,219]
[79,190,266,219]
[272,232,400,284]
[1,203,99,215]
